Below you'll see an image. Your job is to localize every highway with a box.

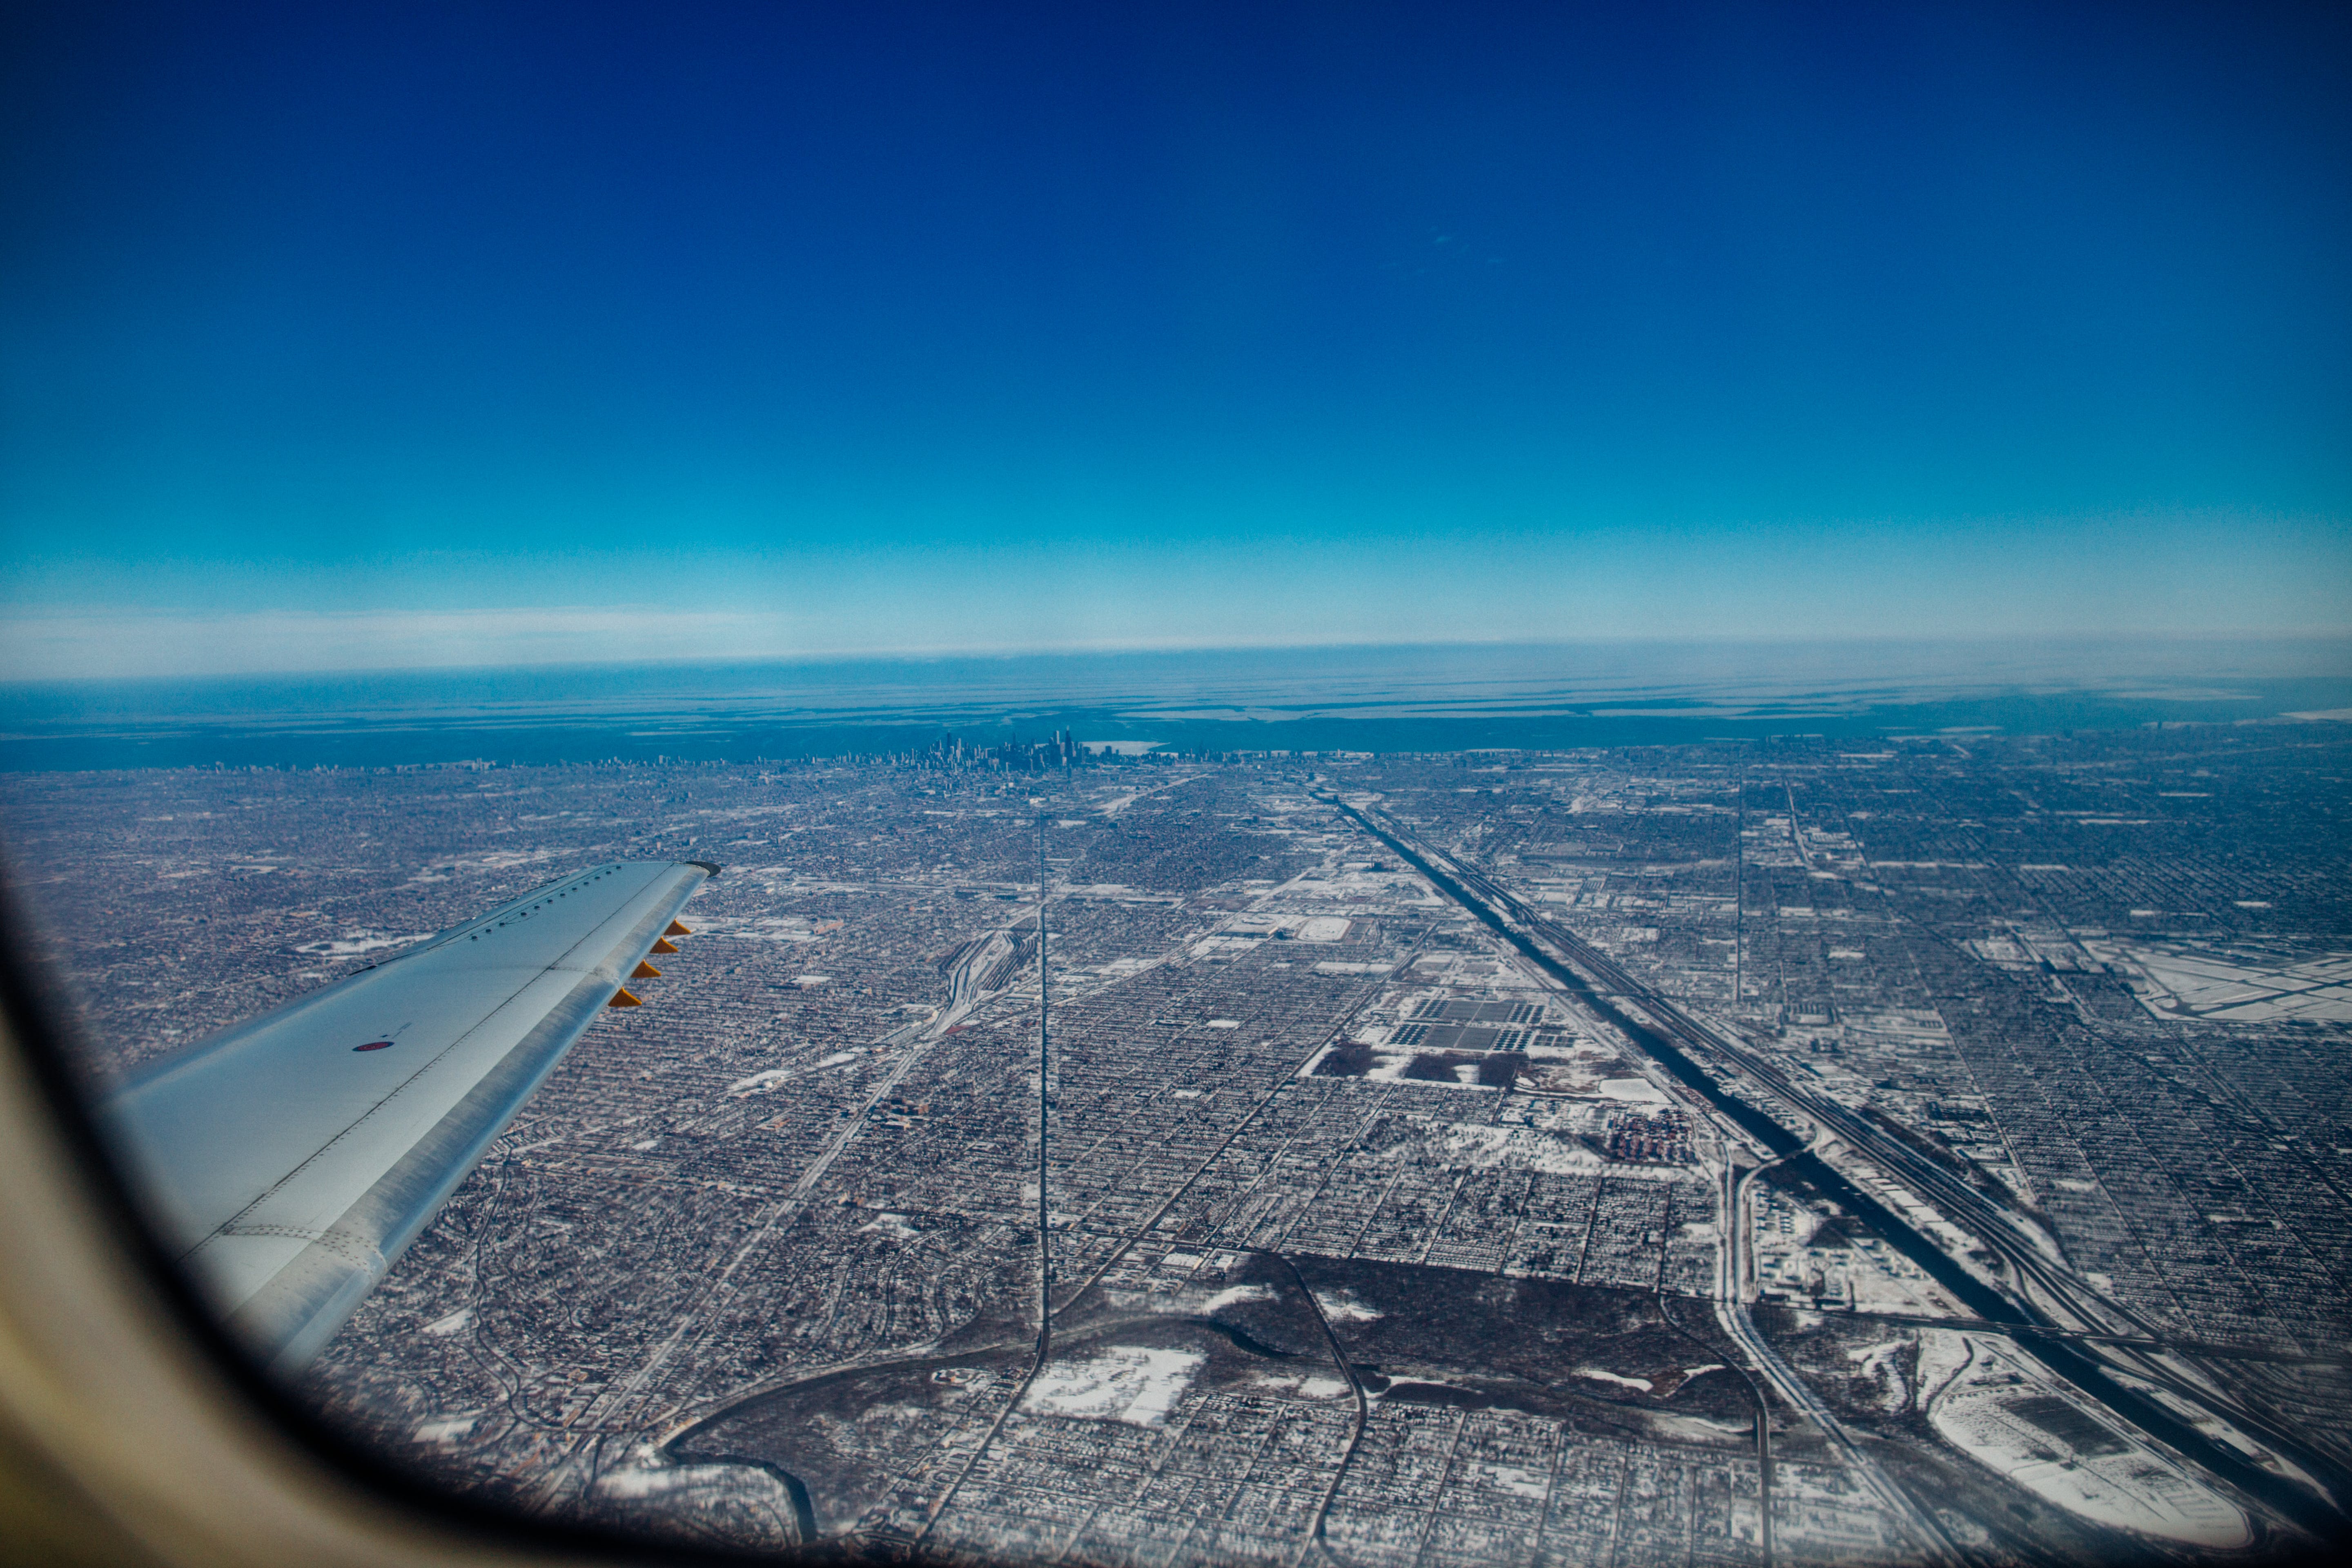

[912,816,1062,1552]
[1324,793,2349,1545]
[1455,843,2352,1534]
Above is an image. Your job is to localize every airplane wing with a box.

[97,859,717,1374]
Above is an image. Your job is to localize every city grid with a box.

[6,726,2349,1564]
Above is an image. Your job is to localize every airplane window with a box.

[3,2,2348,1563]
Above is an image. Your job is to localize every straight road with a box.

[1323,792,2347,1545]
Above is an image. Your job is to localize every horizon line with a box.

[3,621,2351,689]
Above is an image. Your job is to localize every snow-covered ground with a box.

[2084,937,2352,1024]
[1026,1347,1205,1426]
[1922,1334,2249,1549]
[294,929,427,956]
[1312,1289,1382,1323]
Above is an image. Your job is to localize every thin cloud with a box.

[0,606,791,681]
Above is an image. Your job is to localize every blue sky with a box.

[2,1,2346,677]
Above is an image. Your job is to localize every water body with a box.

[1345,802,2351,1541]
[1,637,2345,771]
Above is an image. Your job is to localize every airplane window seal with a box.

[0,854,790,1566]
